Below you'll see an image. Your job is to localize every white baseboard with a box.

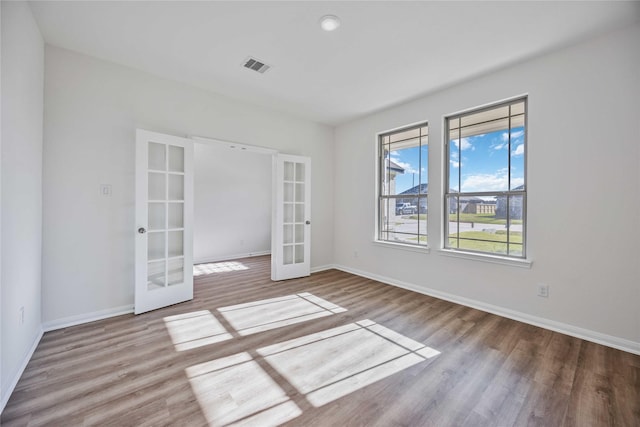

[1,327,43,414]
[42,305,134,333]
[334,264,640,356]
[194,250,271,265]
[311,264,337,273]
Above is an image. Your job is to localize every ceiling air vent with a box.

[243,57,271,74]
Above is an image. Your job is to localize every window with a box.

[445,98,527,258]
[378,123,428,246]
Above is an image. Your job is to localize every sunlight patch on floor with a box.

[183,293,438,422]
[218,292,347,336]
[186,352,301,426]
[163,310,232,351]
[257,319,440,407]
[193,261,249,276]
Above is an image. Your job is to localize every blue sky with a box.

[390,127,525,194]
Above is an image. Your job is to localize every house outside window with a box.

[378,123,428,246]
[445,98,527,258]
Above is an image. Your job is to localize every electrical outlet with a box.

[19,306,25,325]
[537,284,549,298]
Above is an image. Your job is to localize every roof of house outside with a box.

[398,183,427,195]
[388,160,405,174]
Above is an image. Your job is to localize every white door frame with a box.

[189,135,311,281]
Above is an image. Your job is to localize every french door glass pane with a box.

[148,232,165,260]
[284,204,294,223]
[148,142,166,171]
[168,174,184,200]
[284,183,294,202]
[168,145,184,172]
[283,225,294,244]
[295,183,305,202]
[295,224,304,243]
[168,231,184,258]
[295,244,304,263]
[167,258,184,286]
[284,162,294,181]
[168,202,184,229]
[149,173,165,200]
[295,163,305,182]
[148,260,165,290]
[281,159,306,270]
[283,246,293,265]
[148,202,165,230]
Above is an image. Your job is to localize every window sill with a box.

[373,240,430,254]
[438,249,532,269]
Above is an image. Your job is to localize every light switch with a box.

[100,184,112,196]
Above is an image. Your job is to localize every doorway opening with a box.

[193,139,274,269]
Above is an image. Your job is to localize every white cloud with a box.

[501,130,524,142]
[454,137,473,151]
[391,158,418,174]
[512,144,525,156]
[461,171,524,192]
[450,160,460,169]
[511,177,525,188]
[462,174,508,192]
[492,142,507,150]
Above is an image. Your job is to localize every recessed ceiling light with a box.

[320,15,341,32]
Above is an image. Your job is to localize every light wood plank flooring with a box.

[2,255,639,426]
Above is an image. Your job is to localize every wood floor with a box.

[2,256,639,426]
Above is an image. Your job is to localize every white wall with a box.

[1,0,3,405]
[333,24,640,350]
[42,46,334,324]
[193,143,272,263]
[1,1,44,408]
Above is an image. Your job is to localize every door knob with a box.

[305,221,311,225]
[138,227,147,234]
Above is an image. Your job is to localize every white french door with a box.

[135,129,194,314]
[271,154,311,281]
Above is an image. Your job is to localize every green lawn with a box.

[404,213,521,225]
[449,230,523,255]
[449,213,522,225]
[407,214,427,220]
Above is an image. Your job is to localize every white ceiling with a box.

[29,1,640,126]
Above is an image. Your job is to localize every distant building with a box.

[495,185,524,219]
[398,183,428,213]
[448,195,496,215]
[387,160,405,216]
